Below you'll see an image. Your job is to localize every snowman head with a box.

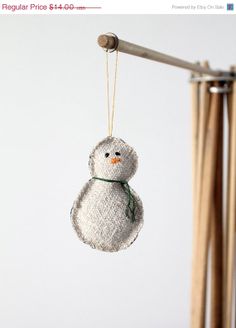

[89,137,138,181]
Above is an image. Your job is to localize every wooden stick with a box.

[223,82,233,326]
[97,34,223,76]
[190,72,199,323]
[190,73,200,325]
[210,87,224,328]
[225,71,236,328]
[194,84,221,328]
[191,62,211,327]
[191,71,200,211]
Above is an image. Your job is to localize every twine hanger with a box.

[105,50,119,136]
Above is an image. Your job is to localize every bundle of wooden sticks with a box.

[191,63,236,328]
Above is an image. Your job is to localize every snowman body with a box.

[71,136,144,252]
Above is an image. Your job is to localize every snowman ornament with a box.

[71,136,143,252]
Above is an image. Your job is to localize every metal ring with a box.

[190,74,236,83]
[102,32,119,53]
[209,85,231,94]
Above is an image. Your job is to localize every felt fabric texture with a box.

[71,136,144,252]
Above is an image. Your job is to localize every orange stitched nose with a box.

[111,157,121,164]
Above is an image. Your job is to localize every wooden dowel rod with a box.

[98,34,223,76]
[194,86,221,328]
[225,72,236,328]
[222,67,234,325]
[223,83,233,325]
[190,71,200,323]
[191,62,211,327]
[210,88,224,328]
[191,70,200,207]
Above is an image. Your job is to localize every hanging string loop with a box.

[105,50,119,136]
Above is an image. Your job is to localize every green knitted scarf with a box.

[92,177,136,222]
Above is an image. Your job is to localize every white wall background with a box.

[0,15,235,328]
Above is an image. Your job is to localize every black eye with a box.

[115,152,121,156]
[105,153,109,158]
